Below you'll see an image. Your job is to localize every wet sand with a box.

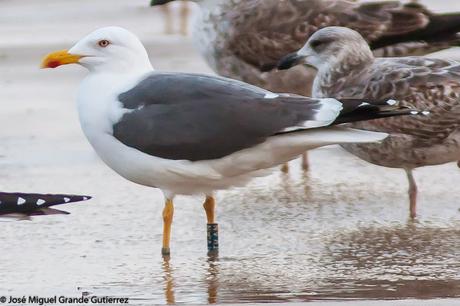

[1,0,460,305]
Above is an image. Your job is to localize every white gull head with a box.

[41,27,156,176]
[68,26,153,74]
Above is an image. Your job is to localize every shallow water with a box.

[2,147,460,304]
[1,0,460,305]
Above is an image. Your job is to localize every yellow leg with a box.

[162,198,174,256]
[203,196,215,224]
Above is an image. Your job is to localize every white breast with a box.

[75,72,225,195]
[77,73,154,180]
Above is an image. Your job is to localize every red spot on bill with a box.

[47,60,61,68]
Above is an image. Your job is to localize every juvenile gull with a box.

[41,27,415,255]
[0,192,91,219]
[151,0,460,170]
[278,26,460,219]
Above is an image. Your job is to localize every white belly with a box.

[81,124,387,197]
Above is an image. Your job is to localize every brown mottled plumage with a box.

[186,0,460,96]
[278,26,460,218]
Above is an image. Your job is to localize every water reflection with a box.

[21,155,460,305]
[162,258,175,305]
[160,254,220,305]
[321,222,460,299]
[204,255,219,304]
[154,222,460,304]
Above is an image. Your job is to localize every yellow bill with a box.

[41,50,82,69]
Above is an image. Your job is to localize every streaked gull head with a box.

[278,26,374,71]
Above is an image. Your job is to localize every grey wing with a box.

[113,73,329,161]
[338,58,460,145]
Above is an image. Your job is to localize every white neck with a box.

[83,56,154,75]
[76,68,152,140]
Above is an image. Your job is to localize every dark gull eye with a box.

[98,40,111,48]
[310,40,324,49]
[310,38,331,51]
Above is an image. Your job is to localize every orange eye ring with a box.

[98,40,110,48]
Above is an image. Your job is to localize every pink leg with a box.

[405,169,417,219]
[179,2,189,35]
[281,163,289,173]
[301,152,309,171]
[162,5,174,34]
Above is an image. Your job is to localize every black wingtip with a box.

[333,98,427,125]
[0,192,92,217]
[150,0,175,6]
[29,208,72,216]
[260,63,277,72]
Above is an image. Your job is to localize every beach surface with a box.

[1,0,459,305]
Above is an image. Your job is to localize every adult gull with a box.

[41,27,417,255]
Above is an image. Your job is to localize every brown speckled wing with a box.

[362,2,428,38]
[226,0,431,72]
[227,0,331,71]
[327,58,460,147]
[373,40,460,58]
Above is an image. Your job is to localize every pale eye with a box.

[98,40,110,48]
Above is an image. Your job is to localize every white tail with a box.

[311,126,388,144]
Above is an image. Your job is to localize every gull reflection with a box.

[161,257,175,305]
[161,254,221,305]
[205,254,219,304]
